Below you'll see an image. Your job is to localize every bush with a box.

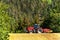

[0,2,18,40]
[49,13,60,32]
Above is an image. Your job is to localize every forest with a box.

[0,0,60,40]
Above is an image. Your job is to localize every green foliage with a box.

[47,0,52,4]
[0,2,18,40]
[0,0,60,35]
[50,13,60,32]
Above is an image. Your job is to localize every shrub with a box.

[0,2,18,40]
[50,13,60,32]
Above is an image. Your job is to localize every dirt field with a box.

[9,33,60,40]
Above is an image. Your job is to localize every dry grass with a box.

[9,33,60,40]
